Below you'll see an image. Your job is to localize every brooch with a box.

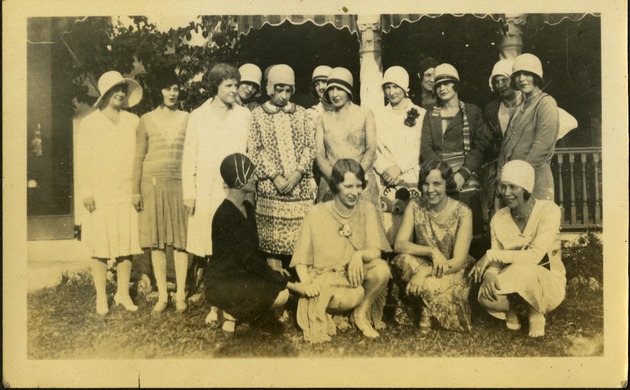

[338,224,352,238]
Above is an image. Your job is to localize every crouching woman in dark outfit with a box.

[204,153,305,335]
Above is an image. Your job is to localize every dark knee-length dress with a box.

[205,199,287,321]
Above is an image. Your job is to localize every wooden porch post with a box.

[357,14,383,112]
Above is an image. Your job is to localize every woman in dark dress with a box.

[204,153,304,335]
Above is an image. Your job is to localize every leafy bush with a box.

[562,231,603,284]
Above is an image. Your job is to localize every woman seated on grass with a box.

[469,160,566,337]
[391,160,474,334]
[203,153,305,336]
[290,159,391,343]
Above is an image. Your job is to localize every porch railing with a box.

[551,147,602,231]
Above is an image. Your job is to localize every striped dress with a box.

[132,107,189,250]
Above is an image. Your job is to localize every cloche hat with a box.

[93,70,143,108]
[238,63,262,88]
[323,67,354,104]
[433,63,460,88]
[266,64,295,96]
[512,53,543,80]
[382,66,409,93]
[488,59,514,92]
[501,160,535,193]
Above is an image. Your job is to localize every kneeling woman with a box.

[290,159,391,343]
[470,160,565,337]
[204,153,304,335]
[392,160,474,334]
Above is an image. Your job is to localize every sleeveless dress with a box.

[391,196,474,332]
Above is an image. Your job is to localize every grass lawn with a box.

[27,272,603,359]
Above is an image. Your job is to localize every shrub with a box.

[562,231,603,284]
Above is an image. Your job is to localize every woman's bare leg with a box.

[91,259,108,315]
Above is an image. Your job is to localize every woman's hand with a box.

[431,248,448,278]
[183,199,196,216]
[453,172,466,191]
[273,175,289,193]
[132,194,143,212]
[83,196,96,213]
[347,253,365,287]
[479,272,501,301]
[282,171,302,193]
[469,254,491,283]
[405,271,425,297]
[303,283,321,298]
[383,165,402,185]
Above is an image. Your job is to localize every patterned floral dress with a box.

[248,101,317,255]
[391,196,474,332]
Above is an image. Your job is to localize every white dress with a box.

[181,99,251,257]
[373,101,426,243]
[373,101,426,186]
[483,200,567,318]
[75,109,142,259]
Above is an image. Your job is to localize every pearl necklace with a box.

[429,197,451,218]
[511,199,536,221]
[333,200,356,219]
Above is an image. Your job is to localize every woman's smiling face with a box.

[498,180,527,209]
[435,81,457,102]
[327,86,350,109]
[106,84,128,108]
[422,169,448,206]
[336,172,363,208]
[161,84,180,108]
[512,71,538,95]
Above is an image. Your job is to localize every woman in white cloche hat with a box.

[76,70,144,315]
[470,160,566,337]
[498,53,560,201]
[373,66,426,243]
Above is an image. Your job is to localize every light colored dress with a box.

[290,200,391,343]
[248,101,317,256]
[391,196,474,332]
[182,99,251,257]
[132,108,189,250]
[482,200,566,318]
[373,101,426,243]
[316,102,380,208]
[75,109,142,259]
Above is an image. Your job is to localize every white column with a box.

[357,14,384,112]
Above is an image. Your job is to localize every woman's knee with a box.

[366,259,391,283]
[478,294,509,312]
[271,289,290,309]
[331,287,364,311]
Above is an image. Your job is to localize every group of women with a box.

[76,52,566,343]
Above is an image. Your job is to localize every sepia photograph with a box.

[3,0,628,388]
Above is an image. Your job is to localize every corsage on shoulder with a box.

[404,107,420,127]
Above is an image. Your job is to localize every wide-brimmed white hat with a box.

[323,67,354,104]
[382,66,409,93]
[93,70,142,108]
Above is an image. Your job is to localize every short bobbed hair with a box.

[510,71,545,90]
[206,63,241,97]
[418,160,458,196]
[329,159,367,194]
